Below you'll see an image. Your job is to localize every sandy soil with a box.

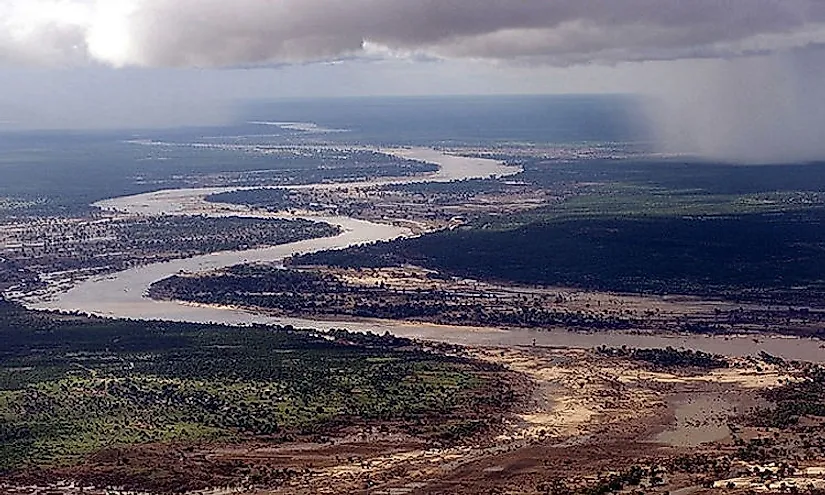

[6,345,818,495]
[7,145,825,494]
[245,348,792,494]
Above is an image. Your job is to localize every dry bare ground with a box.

[6,346,823,495]
[244,346,797,494]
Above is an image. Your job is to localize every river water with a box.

[16,148,825,361]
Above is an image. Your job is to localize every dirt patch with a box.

[2,346,795,495]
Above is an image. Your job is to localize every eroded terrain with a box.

[6,325,825,495]
[5,134,825,495]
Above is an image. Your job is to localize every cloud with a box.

[4,0,825,164]
[3,0,825,68]
[649,47,825,164]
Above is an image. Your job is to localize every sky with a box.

[2,0,825,162]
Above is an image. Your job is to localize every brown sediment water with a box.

[12,148,825,362]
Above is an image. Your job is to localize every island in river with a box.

[5,121,825,493]
[13,148,825,361]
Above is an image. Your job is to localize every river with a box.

[15,148,825,361]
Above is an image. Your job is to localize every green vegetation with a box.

[0,216,340,294]
[148,264,635,331]
[0,133,434,217]
[284,156,825,306]
[747,363,825,428]
[0,300,516,480]
[583,465,658,495]
[521,187,824,222]
[518,158,825,197]
[294,210,825,305]
[596,346,729,370]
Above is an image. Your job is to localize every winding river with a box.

[15,148,825,361]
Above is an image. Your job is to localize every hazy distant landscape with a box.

[4,94,825,494]
[7,0,825,492]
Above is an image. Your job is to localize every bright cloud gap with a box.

[3,0,825,164]
[2,0,825,68]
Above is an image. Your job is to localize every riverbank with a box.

[10,147,825,362]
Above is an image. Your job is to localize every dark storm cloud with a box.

[5,0,825,165]
[3,0,825,67]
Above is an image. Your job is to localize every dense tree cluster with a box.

[207,188,301,211]
[148,265,636,331]
[0,216,339,294]
[748,363,825,428]
[293,211,825,307]
[596,346,729,370]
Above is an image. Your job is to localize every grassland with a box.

[0,300,517,491]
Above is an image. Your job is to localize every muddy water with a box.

[15,148,825,362]
[654,394,736,447]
